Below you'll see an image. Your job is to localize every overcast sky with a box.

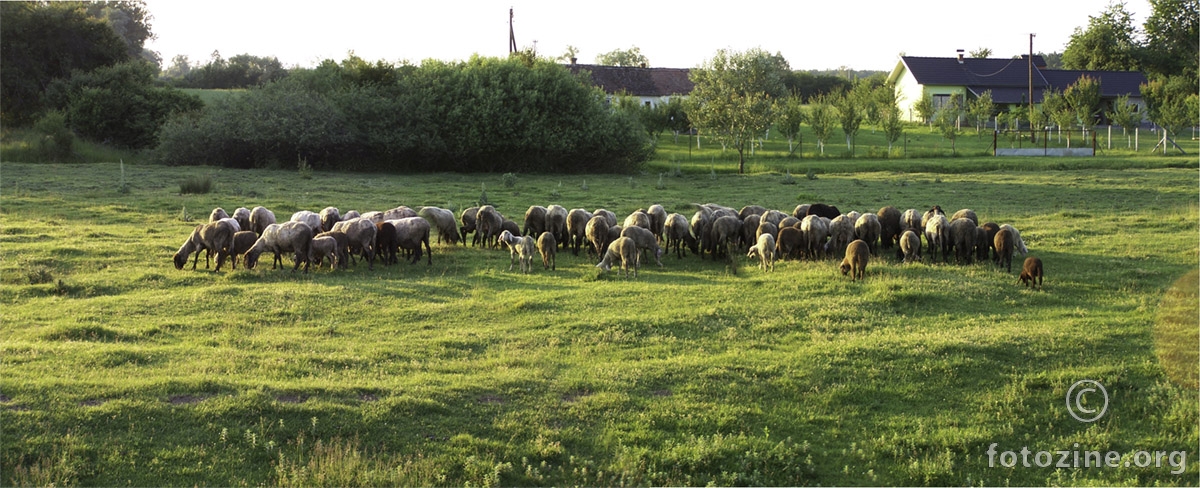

[145,0,1152,71]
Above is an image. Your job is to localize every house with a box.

[887,51,1147,124]
[565,63,693,107]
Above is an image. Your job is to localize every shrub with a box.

[33,111,74,161]
[502,172,517,188]
[180,175,212,194]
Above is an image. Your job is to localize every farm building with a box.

[888,51,1148,124]
[565,63,693,108]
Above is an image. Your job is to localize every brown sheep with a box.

[974,227,990,261]
[709,215,743,259]
[1019,256,1044,289]
[948,217,978,265]
[980,222,1000,260]
[209,207,229,222]
[592,208,617,228]
[229,230,258,269]
[878,206,902,250]
[173,220,237,271]
[596,236,639,278]
[537,231,557,270]
[249,206,275,236]
[840,239,869,281]
[243,221,313,273]
[387,217,433,265]
[585,215,610,258]
[689,210,712,258]
[315,230,351,269]
[994,228,1014,272]
[738,205,767,220]
[663,213,698,259]
[460,206,480,246]
[605,225,623,251]
[756,220,779,246]
[544,205,568,249]
[566,208,593,256]
[778,216,800,230]
[775,226,804,260]
[620,225,665,267]
[623,210,651,230]
[741,214,762,250]
[475,205,504,249]
[951,208,978,225]
[375,221,398,265]
[523,205,548,237]
[899,230,921,263]
[792,204,811,219]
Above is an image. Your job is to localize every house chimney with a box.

[956,49,965,63]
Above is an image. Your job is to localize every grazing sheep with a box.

[623,210,651,230]
[333,218,377,270]
[825,214,855,257]
[544,205,568,249]
[498,230,537,273]
[741,214,761,250]
[387,217,433,265]
[756,220,779,246]
[775,226,804,260]
[217,217,241,232]
[309,235,340,270]
[173,220,237,271]
[840,239,870,281]
[994,228,1014,272]
[315,230,351,269]
[232,207,251,232]
[663,213,698,259]
[801,214,830,260]
[951,208,978,225]
[342,210,360,221]
[523,205,548,237]
[592,208,617,228]
[747,233,776,272]
[974,227,990,261]
[948,217,978,265]
[806,203,840,220]
[606,225,624,251]
[475,205,504,249]
[844,211,862,224]
[585,215,610,258]
[690,210,713,258]
[738,205,767,220]
[229,230,259,269]
[854,213,882,256]
[596,236,639,278]
[760,209,788,228]
[924,214,950,263]
[537,231,557,270]
[375,222,398,265]
[382,206,417,220]
[291,210,322,233]
[899,230,921,263]
[500,220,520,240]
[459,206,479,246]
[709,215,743,259]
[922,205,945,227]
[901,208,922,235]
[243,221,313,273]
[621,225,665,267]
[319,207,340,232]
[778,216,800,229]
[360,211,385,224]
[209,207,229,222]
[647,204,667,242]
[980,222,1000,260]
[247,207,273,236]
[1019,256,1044,289]
[878,206,902,250]
[999,224,1028,256]
[566,208,593,255]
[792,204,811,219]
[418,206,460,245]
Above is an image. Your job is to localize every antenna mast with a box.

[508,8,517,54]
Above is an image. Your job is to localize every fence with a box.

[993,129,1097,157]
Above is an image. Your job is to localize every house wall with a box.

[891,65,966,122]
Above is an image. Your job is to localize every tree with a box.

[595,46,649,67]
[877,85,905,153]
[1107,94,1143,147]
[662,97,691,142]
[1141,76,1198,153]
[775,95,806,156]
[1062,2,1142,71]
[686,48,788,173]
[969,47,993,58]
[967,90,995,136]
[785,71,852,102]
[1043,89,1077,145]
[1063,75,1102,135]
[934,93,963,155]
[557,45,580,63]
[834,84,868,153]
[1037,51,1064,70]
[913,91,935,130]
[1142,0,1199,80]
[807,93,838,155]
[82,1,157,65]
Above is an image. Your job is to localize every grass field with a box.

[1,157,1197,486]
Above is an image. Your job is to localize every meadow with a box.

[1,155,1197,486]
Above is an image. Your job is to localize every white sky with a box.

[145,0,1152,71]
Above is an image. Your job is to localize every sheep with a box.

[801,214,829,260]
[1019,256,1044,289]
[646,204,667,242]
[217,217,241,232]
[475,205,504,249]
[806,203,840,220]
[342,210,361,221]
[523,205,548,237]
[243,221,313,273]
[747,233,776,271]
[948,217,978,265]
[621,225,665,267]
[544,205,568,249]
[501,219,520,239]
[690,210,713,258]
[760,209,788,228]
[605,225,623,251]
[738,205,767,220]
[663,213,698,259]
[844,211,862,224]
[708,215,743,259]
[309,235,340,270]
[825,214,855,257]
[899,230,921,263]
[382,206,417,220]
[854,213,882,256]
[778,216,799,229]
[741,214,761,250]
[792,204,811,219]
[623,210,651,230]
[775,226,804,260]
[319,207,340,232]
[585,215,610,258]
[232,207,251,232]
[994,228,1014,272]
[315,230,351,269]
[459,206,479,246]
[900,208,922,235]
[924,214,950,263]
[999,224,1028,256]
[173,219,237,272]
[418,206,460,246]
[498,230,537,273]
[209,207,229,222]
[756,220,779,246]
[592,208,617,228]
[537,231,557,270]
[375,221,398,265]
[250,206,276,236]
[291,210,322,233]
[360,211,385,224]
[596,236,639,278]
[333,217,376,270]
[840,239,870,281]
[974,227,990,262]
[981,222,1000,260]
[878,206,902,250]
[387,217,432,265]
[951,208,979,225]
[566,208,593,255]
[922,206,945,230]
[229,230,259,269]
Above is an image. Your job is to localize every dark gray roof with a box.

[566,64,694,97]
[1041,69,1148,97]
[900,55,1145,103]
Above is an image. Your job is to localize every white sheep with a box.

[232,207,252,231]
[924,214,950,263]
[498,229,536,273]
[620,225,664,267]
[249,206,275,235]
[243,221,313,273]
[747,233,776,272]
[309,235,340,270]
[319,207,340,232]
[999,224,1028,256]
[596,236,639,278]
[418,206,460,245]
[209,207,229,222]
[290,210,322,233]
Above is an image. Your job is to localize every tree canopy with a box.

[595,46,650,67]
[686,48,788,173]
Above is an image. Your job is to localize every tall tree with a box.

[1063,75,1102,135]
[686,48,788,173]
[82,1,157,65]
[1062,2,1142,71]
[1142,0,1200,80]
[877,85,905,153]
[835,84,869,153]
[1043,89,1078,145]
[595,46,649,67]
[1141,76,1197,153]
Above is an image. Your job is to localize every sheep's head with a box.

[243,251,259,269]
[840,262,852,276]
[173,251,188,270]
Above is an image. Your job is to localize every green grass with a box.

[1,160,1197,486]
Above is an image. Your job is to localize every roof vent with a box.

[956,49,965,64]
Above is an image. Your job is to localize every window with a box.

[932,94,951,110]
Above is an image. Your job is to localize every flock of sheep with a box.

[171,201,1045,288]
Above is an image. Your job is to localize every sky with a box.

[145,0,1152,72]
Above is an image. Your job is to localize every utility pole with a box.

[1029,33,1035,142]
[508,8,517,54]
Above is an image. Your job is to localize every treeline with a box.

[155,55,652,173]
[159,52,288,89]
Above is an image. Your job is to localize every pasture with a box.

[1,158,1197,486]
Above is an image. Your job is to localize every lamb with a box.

[243,220,313,273]
[319,207,340,232]
[459,206,479,246]
[951,208,978,225]
[825,214,855,257]
[948,217,978,264]
[775,226,804,260]
[806,203,840,220]
[747,233,776,272]
[537,231,557,270]
[544,205,568,249]
[209,207,229,222]
[623,210,651,230]
[498,230,537,273]
[418,206,460,245]
[596,236,639,278]
[840,239,870,281]
[1019,256,1044,289]
[523,205,548,237]
[173,220,237,271]
[620,225,665,267]
[646,204,667,242]
[232,207,252,232]
[592,208,617,228]
[899,230,921,263]
[585,215,610,258]
[387,217,432,265]
[375,221,398,265]
[924,214,950,263]
[999,224,1028,256]
[663,213,698,259]
[801,214,829,260]
[475,205,504,249]
[708,215,743,259]
[249,206,275,236]
[309,235,340,270]
[854,213,882,256]
[315,230,351,269]
[229,230,259,269]
[994,228,1014,272]
[291,210,322,233]
[900,208,922,235]
[333,217,376,270]
[878,206,902,250]
[566,208,593,255]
